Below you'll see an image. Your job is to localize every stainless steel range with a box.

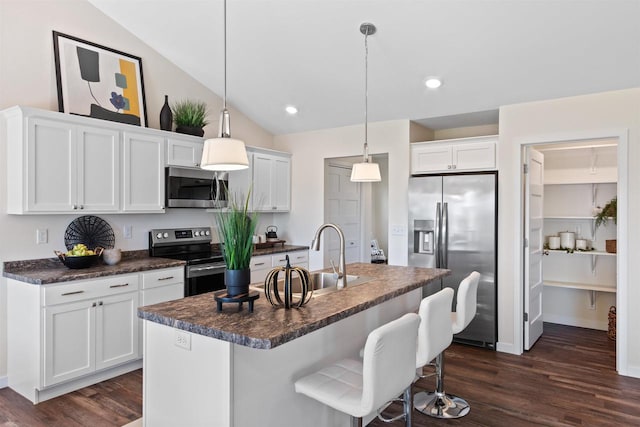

[149,227,226,297]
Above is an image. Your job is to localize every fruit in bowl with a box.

[55,244,103,269]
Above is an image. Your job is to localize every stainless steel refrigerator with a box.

[408,172,497,349]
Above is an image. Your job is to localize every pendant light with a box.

[201,0,249,171]
[350,22,381,183]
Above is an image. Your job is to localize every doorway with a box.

[322,154,388,268]
[521,135,626,373]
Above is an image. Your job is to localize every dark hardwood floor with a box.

[1,323,639,426]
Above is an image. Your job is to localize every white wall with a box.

[497,88,640,377]
[274,120,412,270]
[0,0,274,380]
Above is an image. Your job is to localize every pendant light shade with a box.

[351,22,381,183]
[200,0,249,171]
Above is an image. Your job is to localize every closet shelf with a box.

[544,280,616,293]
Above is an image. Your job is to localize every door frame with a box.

[515,129,628,374]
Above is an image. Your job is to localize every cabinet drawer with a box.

[43,275,139,306]
[141,267,184,289]
[251,255,271,270]
[272,251,309,267]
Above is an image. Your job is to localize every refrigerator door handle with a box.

[442,202,449,268]
[435,202,442,268]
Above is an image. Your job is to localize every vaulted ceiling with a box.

[89,0,640,135]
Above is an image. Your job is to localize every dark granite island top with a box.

[138,263,449,350]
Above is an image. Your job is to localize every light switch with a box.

[36,228,48,244]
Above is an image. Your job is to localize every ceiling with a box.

[88,0,640,136]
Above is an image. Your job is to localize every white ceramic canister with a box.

[559,231,575,250]
[548,236,560,250]
[575,239,588,250]
[103,248,122,265]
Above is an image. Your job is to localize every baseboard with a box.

[0,376,8,388]
[496,341,520,355]
[622,364,640,379]
[543,314,607,331]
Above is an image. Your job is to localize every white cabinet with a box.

[122,131,165,212]
[166,136,204,168]
[227,146,291,212]
[2,106,165,214]
[250,250,309,285]
[7,115,120,213]
[95,291,140,371]
[252,151,291,211]
[411,135,496,174]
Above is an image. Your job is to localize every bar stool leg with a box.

[413,352,470,418]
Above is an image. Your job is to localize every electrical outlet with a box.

[36,228,48,244]
[175,330,191,350]
[123,225,133,239]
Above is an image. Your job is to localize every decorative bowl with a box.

[54,247,103,269]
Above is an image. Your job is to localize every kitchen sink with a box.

[252,272,373,296]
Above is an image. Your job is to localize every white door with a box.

[122,131,165,212]
[252,153,273,211]
[77,126,120,211]
[27,118,77,212]
[324,164,361,267]
[43,300,95,386]
[95,292,140,370]
[524,147,545,350]
[167,137,203,168]
[272,156,291,211]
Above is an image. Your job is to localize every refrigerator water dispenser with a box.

[413,220,434,254]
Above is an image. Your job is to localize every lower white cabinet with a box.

[250,250,309,284]
[7,267,184,403]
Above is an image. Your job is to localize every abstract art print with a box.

[53,31,148,127]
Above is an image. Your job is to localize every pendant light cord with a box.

[223,0,227,110]
[363,25,369,162]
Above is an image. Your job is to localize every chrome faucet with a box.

[311,223,347,289]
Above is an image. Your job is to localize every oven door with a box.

[185,262,226,296]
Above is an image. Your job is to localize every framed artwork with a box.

[52,31,148,127]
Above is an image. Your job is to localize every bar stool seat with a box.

[295,313,421,426]
[414,271,480,419]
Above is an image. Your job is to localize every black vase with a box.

[160,95,173,131]
[225,268,251,297]
[176,125,204,137]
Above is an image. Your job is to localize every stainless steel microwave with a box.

[165,167,228,208]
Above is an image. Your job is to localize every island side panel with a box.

[232,289,422,427]
[143,320,233,427]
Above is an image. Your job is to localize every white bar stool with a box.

[294,313,421,427]
[414,271,480,419]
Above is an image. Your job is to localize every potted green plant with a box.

[594,197,617,253]
[172,99,209,137]
[215,191,257,296]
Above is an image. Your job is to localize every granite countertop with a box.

[3,250,186,285]
[252,244,309,256]
[138,263,449,350]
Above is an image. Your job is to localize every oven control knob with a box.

[195,231,201,236]
[205,230,210,236]
[156,233,163,239]
[163,232,169,238]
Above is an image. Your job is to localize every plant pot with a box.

[605,239,617,254]
[175,125,204,137]
[225,268,251,297]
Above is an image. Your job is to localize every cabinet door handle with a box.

[72,205,78,210]
[79,205,84,210]
[61,290,84,296]
[158,276,175,281]
[295,256,305,260]
[92,302,97,307]
[110,283,129,288]
[254,262,265,266]
[447,165,451,170]
[98,301,103,306]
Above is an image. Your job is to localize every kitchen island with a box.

[138,263,448,427]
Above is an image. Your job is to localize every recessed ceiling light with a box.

[425,77,442,89]
[285,105,298,115]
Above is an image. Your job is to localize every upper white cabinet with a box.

[166,136,204,168]
[411,135,497,174]
[2,106,165,214]
[227,147,291,212]
[252,151,291,211]
[122,131,165,212]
